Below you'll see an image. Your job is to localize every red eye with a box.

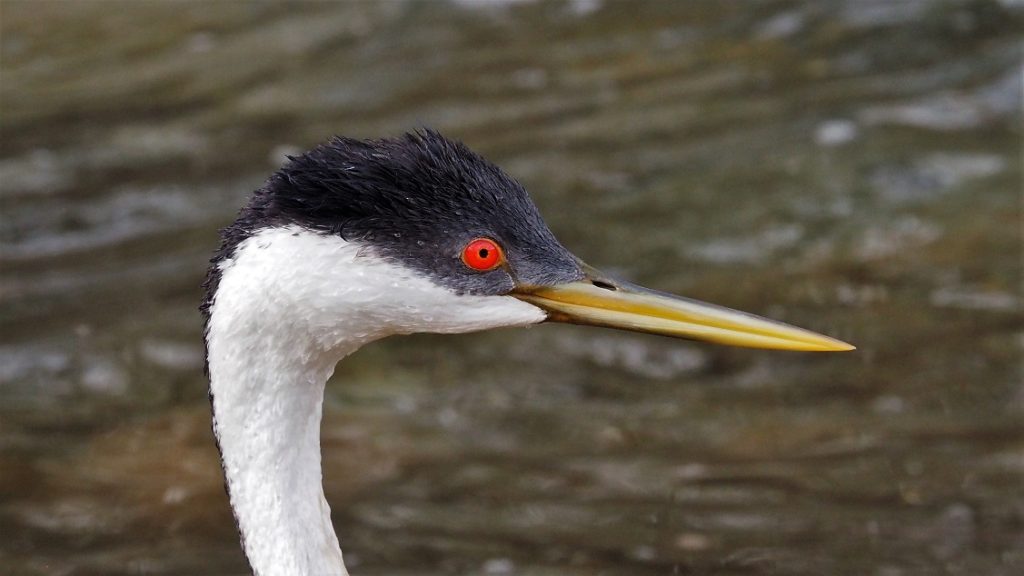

[461,238,503,271]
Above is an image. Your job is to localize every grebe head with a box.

[203,129,853,352]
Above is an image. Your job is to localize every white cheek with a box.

[211,226,546,353]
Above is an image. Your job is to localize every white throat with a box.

[205,226,544,576]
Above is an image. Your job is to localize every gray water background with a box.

[1,1,1022,574]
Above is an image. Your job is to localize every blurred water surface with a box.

[1,1,1022,575]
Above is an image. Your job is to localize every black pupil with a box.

[478,249,489,258]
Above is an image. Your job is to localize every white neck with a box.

[209,335,349,576]
[205,226,544,576]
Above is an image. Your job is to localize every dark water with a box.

[1,1,1021,574]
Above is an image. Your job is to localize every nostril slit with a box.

[592,279,617,291]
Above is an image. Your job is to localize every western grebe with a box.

[201,130,852,576]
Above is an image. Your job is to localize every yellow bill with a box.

[513,272,854,352]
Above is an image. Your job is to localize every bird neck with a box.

[209,340,350,576]
[203,228,374,576]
